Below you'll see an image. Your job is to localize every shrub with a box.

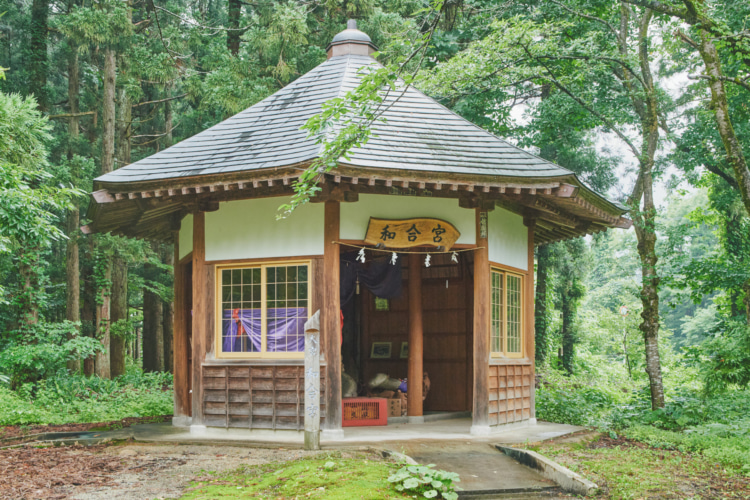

[0,371,173,426]
[388,464,460,500]
[0,321,102,387]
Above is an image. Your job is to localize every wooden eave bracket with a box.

[615,217,633,229]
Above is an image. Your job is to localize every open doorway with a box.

[340,250,474,419]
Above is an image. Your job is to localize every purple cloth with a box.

[399,380,407,393]
[222,307,307,353]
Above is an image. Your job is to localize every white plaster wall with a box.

[205,197,324,261]
[179,213,193,260]
[340,194,476,244]
[488,208,528,271]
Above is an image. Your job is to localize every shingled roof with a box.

[97,54,573,185]
[86,21,629,243]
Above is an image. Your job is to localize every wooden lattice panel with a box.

[202,365,325,430]
[488,364,532,426]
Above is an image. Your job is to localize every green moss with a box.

[180,455,410,500]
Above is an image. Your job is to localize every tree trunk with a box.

[163,245,174,374]
[697,31,750,218]
[29,0,49,110]
[142,243,164,372]
[110,257,128,377]
[82,238,96,376]
[227,0,242,56]
[18,250,40,326]
[620,7,665,410]
[65,41,81,373]
[93,47,117,379]
[102,48,116,175]
[95,261,111,379]
[534,244,551,365]
[65,210,81,372]
[560,288,576,375]
[165,83,174,148]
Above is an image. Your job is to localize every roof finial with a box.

[326,20,378,59]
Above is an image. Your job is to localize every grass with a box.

[529,434,750,499]
[180,453,410,500]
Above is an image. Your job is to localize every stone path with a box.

[394,440,563,498]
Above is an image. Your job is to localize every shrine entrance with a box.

[340,248,474,422]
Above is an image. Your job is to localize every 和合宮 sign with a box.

[364,217,461,250]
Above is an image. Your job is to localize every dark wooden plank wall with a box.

[362,253,472,412]
[202,365,326,429]
[488,363,532,425]
[197,257,325,429]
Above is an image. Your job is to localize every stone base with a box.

[407,416,425,424]
[189,424,207,435]
[488,419,532,434]
[172,416,192,427]
[321,428,345,441]
[470,425,491,436]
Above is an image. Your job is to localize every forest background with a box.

[0,0,749,480]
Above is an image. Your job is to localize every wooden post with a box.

[471,208,490,435]
[407,252,424,422]
[173,229,190,424]
[323,201,342,434]
[525,220,536,421]
[191,211,206,427]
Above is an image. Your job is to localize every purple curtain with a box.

[222,307,307,353]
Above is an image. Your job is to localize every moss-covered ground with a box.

[529,433,750,499]
[180,452,410,500]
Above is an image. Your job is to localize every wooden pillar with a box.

[173,229,190,424]
[472,208,490,434]
[525,220,536,421]
[323,201,342,433]
[407,253,424,421]
[191,212,206,426]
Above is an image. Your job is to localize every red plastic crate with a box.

[342,397,388,427]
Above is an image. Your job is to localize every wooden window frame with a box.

[490,267,524,359]
[214,260,311,359]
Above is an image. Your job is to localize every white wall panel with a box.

[488,208,528,271]
[178,213,193,259]
[340,194,475,244]
[205,197,324,261]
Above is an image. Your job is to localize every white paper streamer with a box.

[424,254,431,268]
[451,251,459,263]
[357,247,366,263]
[390,252,398,265]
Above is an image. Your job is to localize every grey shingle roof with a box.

[95,53,573,185]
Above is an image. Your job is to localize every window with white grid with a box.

[490,268,524,358]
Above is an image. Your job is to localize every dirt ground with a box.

[0,441,331,500]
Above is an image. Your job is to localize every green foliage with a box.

[387,464,460,500]
[0,92,81,251]
[0,321,101,387]
[623,425,750,472]
[694,320,750,393]
[536,368,629,427]
[55,0,134,50]
[0,370,172,426]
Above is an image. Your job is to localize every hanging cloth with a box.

[340,251,403,305]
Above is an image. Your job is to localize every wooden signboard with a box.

[364,217,461,250]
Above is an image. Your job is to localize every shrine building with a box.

[85,21,630,437]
